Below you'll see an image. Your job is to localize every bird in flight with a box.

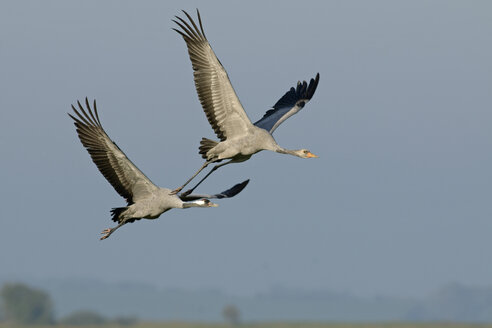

[171,10,319,195]
[69,98,249,240]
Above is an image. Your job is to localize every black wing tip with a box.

[237,179,250,188]
[231,178,250,192]
[312,73,320,87]
[173,8,206,40]
[178,8,200,16]
[70,97,101,127]
[85,97,91,111]
[72,97,95,107]
[292,72,321,99]
[268,73,319,111]
[257,72,320,124]
[67,112,77,121]
[306,72,320,99]
[297,73,320,101]
[218,179,250,199]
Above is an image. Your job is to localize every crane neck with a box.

[275,146,299,156]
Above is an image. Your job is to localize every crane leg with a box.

[180,161,232,196]
[170,160,211,195]
[100,221,126,240]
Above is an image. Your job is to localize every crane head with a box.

[198,198,219,207]
[300,149,318,158]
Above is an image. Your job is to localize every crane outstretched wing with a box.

[254,73,320,134]
[173,10,253,141]
[179,179,249,201]
[69,98,159,204]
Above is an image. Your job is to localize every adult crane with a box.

[171,10,319,195]
[69,98,249,240]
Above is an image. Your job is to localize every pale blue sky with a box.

[1,0,491,298]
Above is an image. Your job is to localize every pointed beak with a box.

[209,202,219,207]
[307,152,318,158]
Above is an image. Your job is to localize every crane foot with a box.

[100,228,111,240]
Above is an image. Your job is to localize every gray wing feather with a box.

[254,73,320,134]
[69,98,158,204]
[179,179,249,201]
[173,10,253,141]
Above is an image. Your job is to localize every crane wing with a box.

[179,179,249,201]
[254,73,320,134]
[69,98,159,204]
[173,10,253,141]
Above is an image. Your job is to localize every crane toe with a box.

[100,228,112,240]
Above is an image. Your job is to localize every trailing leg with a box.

[181,161,233,196]
[100,221,126,240]
[170,160,211,195]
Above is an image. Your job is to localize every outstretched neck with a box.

[275,146,300,157]
[274,145,317,159]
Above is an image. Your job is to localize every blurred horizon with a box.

[3,277,492,322]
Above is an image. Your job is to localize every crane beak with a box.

[208,201,219,207]
[306,152,318,158]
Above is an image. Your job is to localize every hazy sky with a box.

[1,0,491,298]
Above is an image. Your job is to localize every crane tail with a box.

[110,207,128,223]
[198,138,218,159]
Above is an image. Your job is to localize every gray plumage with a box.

[69,98,248,240]
[172,10,319,195]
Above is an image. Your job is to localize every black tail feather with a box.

[110,207,127,223]
[110,207,141,224]
[198,137,218,159]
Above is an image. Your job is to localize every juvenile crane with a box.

[172,10,319,195]
[69,98,249,240]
